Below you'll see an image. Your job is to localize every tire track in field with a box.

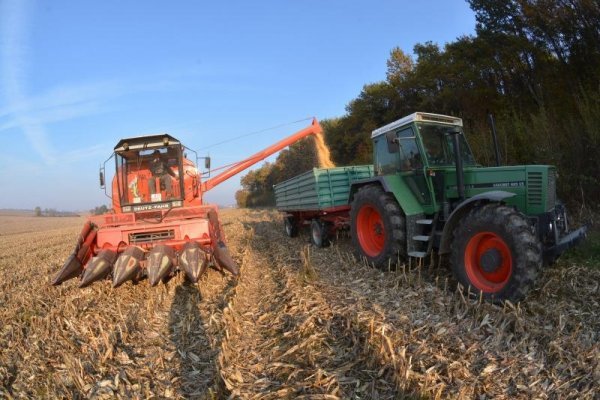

[217,211,405,399]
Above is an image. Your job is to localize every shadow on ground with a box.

[169,282,222,398]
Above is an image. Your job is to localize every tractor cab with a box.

[104,134,188,213]
[373,113,475,170]
[372,113,479,210]
[416,122,476,168]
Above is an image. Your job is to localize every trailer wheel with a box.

[350,185,405,268]
[284,217,299,238]
[451,203,542,302]
[310,219,330,247]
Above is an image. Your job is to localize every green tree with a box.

[91,205,109,215]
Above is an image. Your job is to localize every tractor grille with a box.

[547,169,556,210]
[129,229,175,244]
[527,171,544,207]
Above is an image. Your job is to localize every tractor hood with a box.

[442,164,556,215]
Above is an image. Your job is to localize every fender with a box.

[438,190,516,254]
[348,176,391,202]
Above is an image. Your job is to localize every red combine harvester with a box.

[52,119,323,288]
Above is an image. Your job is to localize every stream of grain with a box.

[314,133,335,168]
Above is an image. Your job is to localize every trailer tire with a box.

[310,219,330,247]
[451,203,542,302]
[350,185,406,268]
[284,217,299,238]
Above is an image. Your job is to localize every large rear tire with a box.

[350,185,406,268]
[451,203,542,302]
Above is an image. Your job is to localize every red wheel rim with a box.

[464,231,512,293]
[356,204,385,257]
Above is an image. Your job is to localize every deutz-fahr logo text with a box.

[132,203,172,212]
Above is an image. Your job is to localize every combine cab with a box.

[53,119,323,288]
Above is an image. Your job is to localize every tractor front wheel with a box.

[350,185,406,268]
[451,203,542,302]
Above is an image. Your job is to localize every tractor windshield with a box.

[417,123,476,167]
[114,144,185,210]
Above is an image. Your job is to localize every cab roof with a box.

[114,134,181,152]
[371,112,463,139]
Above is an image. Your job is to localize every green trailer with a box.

[274,165,373,247]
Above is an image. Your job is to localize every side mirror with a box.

[205,157,211,170]
[99,170,105,188]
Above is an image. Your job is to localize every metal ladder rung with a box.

[416,219,433,225]
[413,235,431,242]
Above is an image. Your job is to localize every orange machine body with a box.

[52,119,323,287]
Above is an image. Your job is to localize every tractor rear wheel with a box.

[284,216,299,238]
[451,203,542,302]
[310,219,330,247]
[350,185,406,268]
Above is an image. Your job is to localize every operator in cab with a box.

[148,150,179,197]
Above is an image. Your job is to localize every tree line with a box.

[34,207,80,217]
[237,0,600,210]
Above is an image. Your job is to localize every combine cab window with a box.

[115,145,184,207]
[418,123,476,167]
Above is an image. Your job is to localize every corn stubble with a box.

[0,211,598,399]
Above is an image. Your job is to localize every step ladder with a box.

[407,215,438,259]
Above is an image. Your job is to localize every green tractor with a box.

[348,112,587,302]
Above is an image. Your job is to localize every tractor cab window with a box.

[374,135,399,175]
[115,145,184,207]
[396,127,423,171]
[417,123,476,167]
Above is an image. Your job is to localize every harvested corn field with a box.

[0,209,598,399]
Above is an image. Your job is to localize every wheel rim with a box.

[285,220,292,236]
[312,222,321,245]
[464,231,512,293]
[356,204,385,257]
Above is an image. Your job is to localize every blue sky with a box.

[0,0,475,210]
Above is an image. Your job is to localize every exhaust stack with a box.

[112,246,145,288]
